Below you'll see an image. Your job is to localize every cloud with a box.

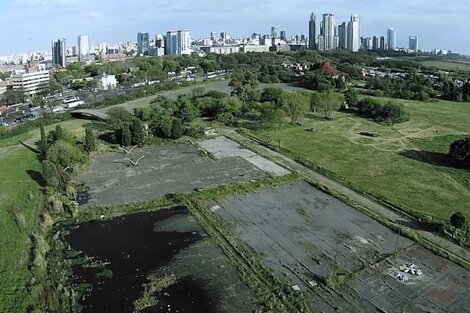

[88,10,103,19]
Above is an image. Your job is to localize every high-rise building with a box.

[220,32,227,44]
[280,31,287,42]
[308,12,317,50]
[271,26,278,39]
[321,13,335,51]
[387,27,397,50]
[137,32,150,55]
[372,36,379,50]
[177,29,191,55]
[347,14,361,52]
[165,29,191,55]
[52,38,66,67]
[380,36,386,50]
[165,31,178,55]
[77,34,90,62]
[210,32,217,42]
[338,22,347,50]
[409,36,419,52]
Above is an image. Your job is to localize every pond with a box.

[65,206,256,313]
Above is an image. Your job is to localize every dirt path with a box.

[223,130,470,268]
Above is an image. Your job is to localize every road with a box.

[223,130,470,268]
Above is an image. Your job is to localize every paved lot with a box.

[312,245,470,313]
[211,181,414,289]
[200,136,290,177]
[211,181,470,313]
[78,144,266,206]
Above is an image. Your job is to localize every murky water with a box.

[65,207,218,313]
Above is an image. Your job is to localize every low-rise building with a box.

[241,45,271,53]
[11,68,50,96]
[200,46,240,55]
[95,73,117,90]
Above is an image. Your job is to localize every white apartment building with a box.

[201,46,240,55]
[95,73,117,90]
[11,69,50,96]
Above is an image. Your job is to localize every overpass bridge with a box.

[71,109,109,121]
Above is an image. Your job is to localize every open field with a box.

[0,145,42,312]
[421,60,470,72]
[78,143,269,207]
[250,97,470,222]
[213,182,470,313]
[0,118,90,312]
[65,206,258,313]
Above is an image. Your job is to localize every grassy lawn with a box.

[0,119,89,313]
[250,97,470,222]
[0,145,43,312]
[421,60,470,72]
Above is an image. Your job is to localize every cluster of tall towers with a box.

[308,12,361,52]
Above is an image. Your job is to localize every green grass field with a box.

[421,60,470,72]
[0,119,89,313]
[250,97,470,222]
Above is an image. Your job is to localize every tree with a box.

[170,118,183,139]
[191,87,206,99]
[344,88,359,107]
[121,126,132,147]
[260,103,286,126]
[130,119,145,146]
[47,124,76,145]
[316,91,344,119]
[108,107,134,130]
[449,137,470,168]
[229,69,260,103]
[450,212,465,229]
[281,92,310,124]
[84,128,97,154]
[260,88,284,107]
[43,141,88,191]
[39,121,47,160]
[150,110,173,139]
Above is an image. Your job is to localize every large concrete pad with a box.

[78,144,266,206]
[200,136,290,176]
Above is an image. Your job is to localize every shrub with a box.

[449,137,470,168]
[450,212,466,229]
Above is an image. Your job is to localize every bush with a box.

[450,212,466,229]
[170,118,183,139]
[449,137,470,168]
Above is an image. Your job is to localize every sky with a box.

[0,0,469,55]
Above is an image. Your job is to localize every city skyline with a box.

[0,0,469,55]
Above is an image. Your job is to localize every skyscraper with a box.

[380,36,386,50]
[137,32,150,55]
[52,38,66,67]
[338,22,347,50]
[77,34,90,62]
[177,29,191,55]
[409,36,419,52]
[321,13,335,51]
[372,36,379,50]
[387,27,397,50]
[165,30,191,55]
[280,31,287,42]
[210,32,217,42]
[347,14,361,52]
[165,31,178,55]
[271,26,278,39]
[308,13,316,50]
